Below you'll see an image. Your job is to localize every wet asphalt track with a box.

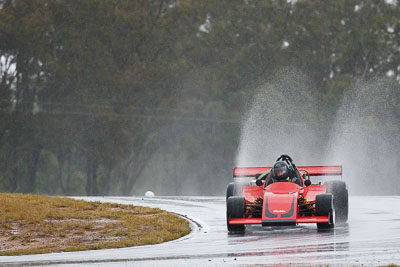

[1,196,400,266]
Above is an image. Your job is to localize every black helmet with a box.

[272,161,289,180]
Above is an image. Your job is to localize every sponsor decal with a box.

[273,210,286,213]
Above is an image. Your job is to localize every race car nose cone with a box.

[145,191,155,197]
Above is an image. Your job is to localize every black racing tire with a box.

[316,193,335,230]
[226,183,235,201]
[226,182,244,202]
[325,180,348,223]
[227,196,246,233]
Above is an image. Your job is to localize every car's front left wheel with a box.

[316,193,335,230]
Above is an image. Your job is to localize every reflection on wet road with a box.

[1,196,400,266]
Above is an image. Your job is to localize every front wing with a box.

[229,216,329,226]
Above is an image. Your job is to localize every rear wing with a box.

[233,165,342,177]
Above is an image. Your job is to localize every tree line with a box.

[0,0,399,196]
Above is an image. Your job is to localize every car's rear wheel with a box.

[227,196,246,233]
[226,182,244,202]
[316,193,335,230]
[325,180,348,223]
[226,183,235,201]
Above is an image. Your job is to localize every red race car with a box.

[226,155,348,233]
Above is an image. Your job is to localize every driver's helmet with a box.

[272,161,289,180]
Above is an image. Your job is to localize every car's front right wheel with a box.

[226,196,246,233]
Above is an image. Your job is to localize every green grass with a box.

[0,193,191,255]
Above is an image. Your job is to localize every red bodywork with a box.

[229,165,342,226]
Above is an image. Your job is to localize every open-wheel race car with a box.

[226,155,348,233]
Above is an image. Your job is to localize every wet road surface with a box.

[1,196,400,266]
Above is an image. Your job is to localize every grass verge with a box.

[0,193,191,256]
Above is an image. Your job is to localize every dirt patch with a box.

[0,217,125,253]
